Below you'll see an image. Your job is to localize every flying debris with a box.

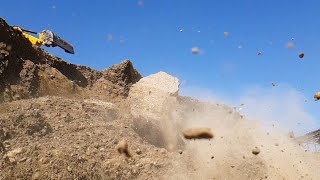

[119,36,127,44]
[299,52,304,58]
[223,31,229,37]
[314,92,320,101]
[191,47,200,54]
[116,139,131,158]
[182,128,214,140]
[252,147,261,155]
[138,0,144,7]
[271,82,276,87]
[107,33,113,41]
[258,51,262,56]
[179,29,184,32]
[287,42,294,49]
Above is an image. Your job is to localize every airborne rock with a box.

[182,128,214,140]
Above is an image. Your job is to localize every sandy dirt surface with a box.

[1,17,320,180]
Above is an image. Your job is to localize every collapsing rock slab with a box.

[128,71,183,151]
[129,71,179,120]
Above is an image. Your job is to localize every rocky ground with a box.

[1,17,320,180]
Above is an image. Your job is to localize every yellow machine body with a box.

[13,27,44,46]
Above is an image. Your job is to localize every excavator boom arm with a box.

[12,26,74,54]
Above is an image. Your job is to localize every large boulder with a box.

[129,71,183,151]
[129,71,179,120]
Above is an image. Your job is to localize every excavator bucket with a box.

[41,30,75,54]
[52,33,74,54]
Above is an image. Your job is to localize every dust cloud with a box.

[161,84,320,179]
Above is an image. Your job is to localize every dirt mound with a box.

[0,97,172,180]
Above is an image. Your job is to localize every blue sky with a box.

[1,0,320,132]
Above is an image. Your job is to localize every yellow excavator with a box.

[12,26,75,54]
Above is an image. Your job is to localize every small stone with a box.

[136,149,142,155]
[288,132,294,138]
[8,157,16,163]
[231,165,235,168]
[182,127,214,140]
[252,147,260,155]
[86,150,91,156]
[4,143,10,149]
[159,148,166,154]
[26,158,32,163]
[5,45,12,51]
[314,92,320,101]
[178,150,183,155]
[287,42,294,49]
[32,172,40,180]
[67,166,72,172]
[18,157,27,162]
[6,147,25,158]
[191,47,200,54]
[115,139,131,158]
[299,52,304,58]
